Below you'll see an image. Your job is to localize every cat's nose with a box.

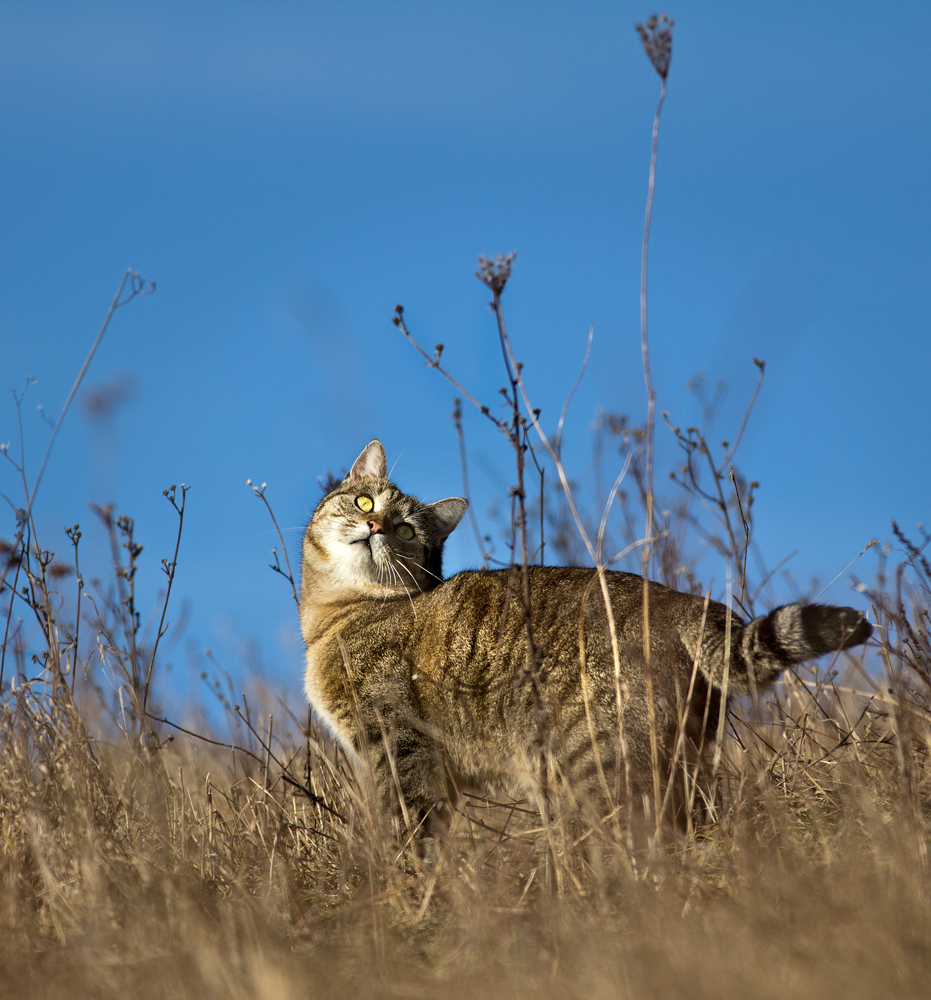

[367,520,384,535]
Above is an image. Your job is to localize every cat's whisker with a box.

[395,552,443,584]
[386,564,406,596]
[376,560,401,593]
[382,556,417,609]
[392,556,427,594]
[376,559,416,610]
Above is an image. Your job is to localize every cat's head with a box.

[302,440,468,599]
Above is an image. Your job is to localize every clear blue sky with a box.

[2,1,928,708]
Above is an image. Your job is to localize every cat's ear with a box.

[429,498,468,541]
[345,440,387,483]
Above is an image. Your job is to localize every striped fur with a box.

[300,441,872,832]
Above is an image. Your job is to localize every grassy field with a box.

[1,473,929,999]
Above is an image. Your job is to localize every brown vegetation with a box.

[0,589,929,1000]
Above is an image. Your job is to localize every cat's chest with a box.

[303,643,361,762]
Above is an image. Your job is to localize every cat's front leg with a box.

[363,717,451,844]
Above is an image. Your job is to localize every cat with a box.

[299,439,872,836]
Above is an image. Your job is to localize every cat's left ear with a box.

[428,498,468,541]
[345,440,387,483]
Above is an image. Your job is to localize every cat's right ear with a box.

[345,440,388,483]
[429,498,468,541]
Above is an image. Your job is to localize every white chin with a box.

[354,539,388,574]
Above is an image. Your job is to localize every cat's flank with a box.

[300,440,872,834]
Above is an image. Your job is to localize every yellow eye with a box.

[355,495,374,513]
[397,524,415,541]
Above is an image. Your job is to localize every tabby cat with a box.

[300,440,871,833]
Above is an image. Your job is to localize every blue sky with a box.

[1,1,928,708]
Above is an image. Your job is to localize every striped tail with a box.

[700,604,872,695]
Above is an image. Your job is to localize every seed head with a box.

[635,13,674,80]
[475,252,517,296]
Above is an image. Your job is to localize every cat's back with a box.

[417,564,691,632]
[407,564,698,676]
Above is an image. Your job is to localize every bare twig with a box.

[247,480,299,608]
[26,269,155,528]
[555,324,595,458]
[393,304,504,431]
[451,398,491,567]
[144,709,346,821]
[636,11,674,825]
[142,484,189,719]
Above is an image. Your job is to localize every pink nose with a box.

[368,520,384,535]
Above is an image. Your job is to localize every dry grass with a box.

[1,539,929,999]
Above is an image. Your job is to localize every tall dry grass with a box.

[0,579,929,999]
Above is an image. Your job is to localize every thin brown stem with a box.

[639,72,668,832]
[142,484,189,719]
[451,398,490,567]
[26,270,155,531]
[393,306,503,432]
[248,481,299,608]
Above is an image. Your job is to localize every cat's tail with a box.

[698,604,872,695]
